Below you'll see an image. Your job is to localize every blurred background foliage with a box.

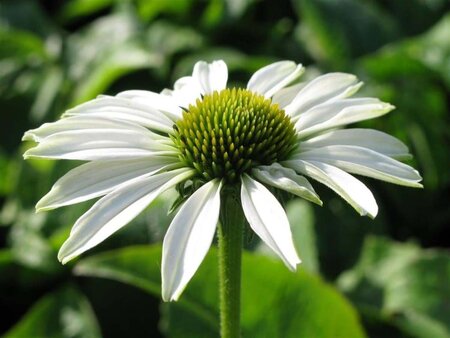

[0,0,449,337]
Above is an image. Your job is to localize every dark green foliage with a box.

[0,0,448,337]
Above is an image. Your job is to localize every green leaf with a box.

[8,210,57,272]
[390,13,450,87]
[70,41,162,105]
[145,21,204,59]
[293,0,399,66]
[338,236,450,338]
[0,28,47,61]
[4,286,101,338]
[58,0,115,23]
[75,244,367,338]
[66,12,163,105]
[135,0,195,21]
[286,198,319,273]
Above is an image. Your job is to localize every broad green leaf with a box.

[338,236,450,338]
[285,198,319,273]
[4,286,101,338]
[75,244,367,338]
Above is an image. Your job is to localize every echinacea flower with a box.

[23,60,422,301]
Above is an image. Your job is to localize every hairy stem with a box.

[218,190,244,338]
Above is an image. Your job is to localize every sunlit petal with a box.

[241,175,300,270]
[294,145,422,187]
[63,96,175,133]
[285,73,362,118]
[295,98,394,138]
[247,61,304,98]
[117,90,183,120]
[252,163,322,205]
[299,128,411,160]
[284,160,378,218]
[162,179,222,301]
[58,168,194,264]
[193,60,228,94]
[37,157,178,211]
[24,129,176,161]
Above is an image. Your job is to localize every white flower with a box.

[23,60,422,301]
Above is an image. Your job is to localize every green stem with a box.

[218,190,244,338]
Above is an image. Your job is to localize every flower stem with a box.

[218,190,244,338]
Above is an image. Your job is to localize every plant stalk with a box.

[218,190,244,338]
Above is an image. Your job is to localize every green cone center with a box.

[172,88,297,182]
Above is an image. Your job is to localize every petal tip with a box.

[385,103,396,112]
[22,132,35,142]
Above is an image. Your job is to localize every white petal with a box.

[117,90,183,121]
[283,160,378,218]
[162,179,222,301]
[247,61,304,98]
[22,115,163,143]
[169,76,203,107]
[295,145,423,188]
[295,98,394,138]
[58,168,194,264]
[63,96,175,133]
[252,163,322,205]
[23,129,176,161]
[241,175,300,270]
[299,128,411,160]
[192,60,228,95]
[36,157,178,211]
[271,82,306,108]
[285,73,363,117]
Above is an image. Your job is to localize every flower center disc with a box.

[172,88,297,182]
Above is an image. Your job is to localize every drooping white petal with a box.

[252,163,322,205]
[162,179,222,301]
[117,90,183,120]
[285,73,362,118]
[295,98,394,138]
[241,175,300,270]
[294,145,423,187]
[22,115,164,143]
[37,157,179,211]
[58,168,195,264]
[247,61,304,98]
[192,60,228,95]
[271,82,306,108]
[283,160,378,218]
[23,129,176,161]
[63,96,175,133]
[299,128,411,160]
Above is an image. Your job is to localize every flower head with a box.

[23,60,422,301]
